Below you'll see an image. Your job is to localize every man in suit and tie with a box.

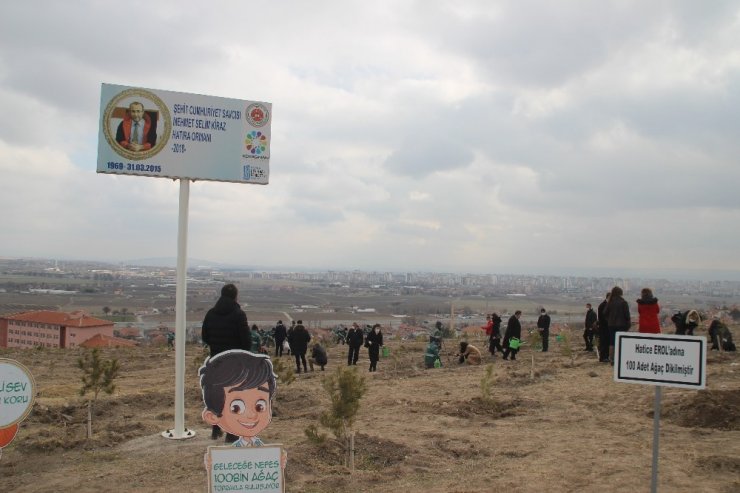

[116,101,157,152]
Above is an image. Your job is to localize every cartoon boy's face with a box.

[203,382,272,438]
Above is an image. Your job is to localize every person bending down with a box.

[309,342,328,371]
[457,341,482,365]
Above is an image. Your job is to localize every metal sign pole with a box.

[162,178,195,440]
[614,333,706,492]
[651,385,661,493]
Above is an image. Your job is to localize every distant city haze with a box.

[2,255,740,283]
[71,257,740,283]
[2,257,739,295]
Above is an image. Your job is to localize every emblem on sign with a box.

[245,103,270,127]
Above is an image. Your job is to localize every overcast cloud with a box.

[1,0,739,280]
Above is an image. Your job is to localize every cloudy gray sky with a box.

[1,1,739,279]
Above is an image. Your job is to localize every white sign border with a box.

[207,444,285,493]
[614,332,706,389]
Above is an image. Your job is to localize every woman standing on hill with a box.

[502,311,522,361]
[482,315,493,337]
[366,324,384,372]
[488,313,504,356]
[636,288,661,334]
[289,320,311,374]
[604,286,631,364]
[250,324,263,353]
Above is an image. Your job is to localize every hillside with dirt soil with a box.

[0,332,738,493]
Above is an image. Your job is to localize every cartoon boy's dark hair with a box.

[199,350,277,416]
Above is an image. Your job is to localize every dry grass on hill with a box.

[0,332,738,493]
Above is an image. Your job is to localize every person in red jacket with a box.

[482,315,493,337]
[636,288,661,333]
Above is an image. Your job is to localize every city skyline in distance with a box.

[5,255,740,284]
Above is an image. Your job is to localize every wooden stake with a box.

[349,431,355,473]
[530,352,535,381]
[87,401,92,439]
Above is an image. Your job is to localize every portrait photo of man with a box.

[115,101,158,152]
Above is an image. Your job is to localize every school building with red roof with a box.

[0,310,116,349]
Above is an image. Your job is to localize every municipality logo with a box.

[245,130,269,156]
[245,103,270,127]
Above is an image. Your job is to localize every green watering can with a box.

[508,337,521,350]
[382,346,390,358]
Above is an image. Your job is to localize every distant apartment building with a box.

[0,310,115,349]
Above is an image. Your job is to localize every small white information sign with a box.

[207,445,284,493]
[614,333,706,389]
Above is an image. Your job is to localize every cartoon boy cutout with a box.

[199,350,286,468]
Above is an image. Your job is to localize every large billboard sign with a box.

[97,84,271,184]
[614,333,706,389]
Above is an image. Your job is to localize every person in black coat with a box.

[584,303,598,352]
[537,308,551,352]
[604,286,631,364]
[488,313,504,356]
[309,342,328,371]
[366,324,384,372]
[200,283,252,442]
[597,293,610,362]
[347,322,364,365]
[288,320,311,373]
[502,311,522,361]
[708,319,722,350]
[274,320,287,357]
[201,283,252,356]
